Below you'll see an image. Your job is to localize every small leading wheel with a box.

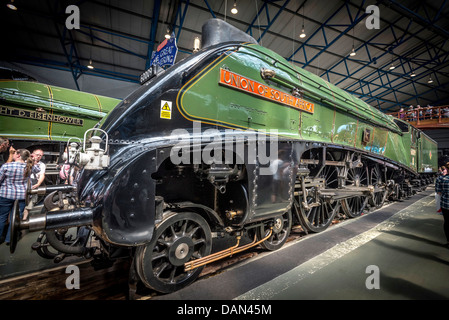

[370,165,387,209]
[135,211,212,293]
[257,210,292,251]
[341,164,369,218]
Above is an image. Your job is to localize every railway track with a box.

[0,208,358,300]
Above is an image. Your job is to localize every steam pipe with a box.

[29,184,76,195]
[10,203,97,254]
[20,207,94,232]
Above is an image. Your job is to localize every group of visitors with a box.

[398,105,449,121]
[0,137,79,245]
[0,137,46,245]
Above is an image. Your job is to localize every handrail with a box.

[387,105,449,125]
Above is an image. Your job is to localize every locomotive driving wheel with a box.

[341,160,369,218]
[369,165,387,209]
[296,152,341,232]
[135,211,212,293]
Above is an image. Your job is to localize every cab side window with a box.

[393,119,409,133]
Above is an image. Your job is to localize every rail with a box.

[387,105,449,129]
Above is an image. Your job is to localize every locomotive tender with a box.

[10,19,437,294]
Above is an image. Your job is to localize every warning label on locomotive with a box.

[160,101,172,119]
[0,105,84,126]
[219,68,314,114]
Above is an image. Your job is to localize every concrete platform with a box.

[155,189,449,300]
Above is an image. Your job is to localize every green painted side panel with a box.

[178,46,301,139]
[243,45,401,135]
[300,105,335,143]
[332,112,358,147]
[410,129,419,171]
[418,135,438,173]
[369,127,388,155]
[0,80,120,142]
[177,43,437,174]
[383,132,409,167]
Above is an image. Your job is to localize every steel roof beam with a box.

[385,0,449,40]
[145,0,162,69]
[245,1,267,37]
[291,55,421,100]
[14,56,140,83]
[341,38,447,109]
[202,0,216,18]
[288,0,376,68]
[318,0,449,109]
[357,47,449,107]
[244,0,291,43]
[47,0,82,90]
[74,28,147,60]
[173,0,190,39]
[357,3,449,107]
[385,82,449,110]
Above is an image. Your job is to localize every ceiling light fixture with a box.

[299,26,306,38]
[299,5,306,38]
[349,27,356,57]
[165,28,171,39]
[87,59,94,70]
[193,37,201,53]
[410,70,416,77]
[389,63,395,70]
[7,0,17,10]
[231,0,238,14]
[350,46,356,57]
[428,76,433,84]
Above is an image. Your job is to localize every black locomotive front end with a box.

[74,34,248,246]
[11,20,292,294]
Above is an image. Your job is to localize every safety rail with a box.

[387,105,449,129]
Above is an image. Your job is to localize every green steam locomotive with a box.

[9,19,437,294]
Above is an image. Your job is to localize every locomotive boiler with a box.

[10,19,437,294]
